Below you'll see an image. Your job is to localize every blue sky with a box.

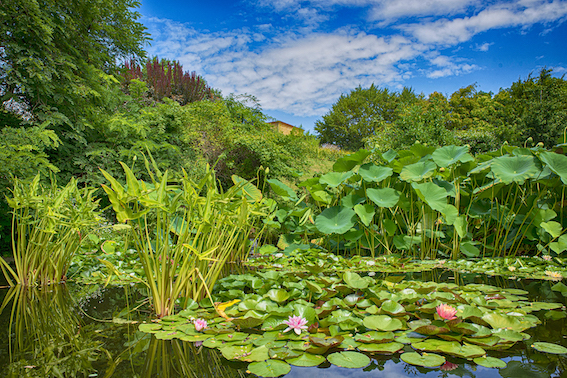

[138,0,567,134]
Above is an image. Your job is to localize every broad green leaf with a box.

[327,351,370,368]
[266,289,290,303]
[315,206,357,235]
[474,356,507,368]
[359,163,393,183]
[400,160,437,182]
[539,151,567,184]
[343,271,369,289]
[320,171,354,188]
[363,315,403,331]
[541,221,563,238]
[531,342,567,354]
[490,155,540,185]
[341,194,366,208]
[432,145,473,167]
[267,179,297,200]
[400,352,445,367]
[333,149,371,172]
[366,187,400,208]
[286,353,326,367]
[357,342,404,353]
[354,203,375,226]
[411,182,448,212]
[248,360,291,377]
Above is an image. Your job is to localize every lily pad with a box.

[343,271,370,289]
[248,360,291,377]
[327,351,371,368]
[531,342,567,354]
[357,341,404,354]
[400,352,445,367]
[363,315,403,331]
[473,356,507,368]
[286,352,326,367]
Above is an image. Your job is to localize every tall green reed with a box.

[100,160,265,318]
[0,175,100,286]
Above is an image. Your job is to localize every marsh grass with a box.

[0,175,100,286]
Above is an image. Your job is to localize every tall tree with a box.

[315,85,417,151]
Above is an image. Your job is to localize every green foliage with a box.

[315,85,418,151]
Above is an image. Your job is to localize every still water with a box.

[0,271,566,377]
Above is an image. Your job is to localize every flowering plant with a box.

[194,318,208,331]
[436,304,457,320]
[283,315,308,335]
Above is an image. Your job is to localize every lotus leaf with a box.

[531,342,567,354]
[539,151,567,184]
[320,171,354,188]
[432,145,473,167]
[400,352,445,367]
[315,206,357,235]
[490,155,540,185]
[354,203,375,227]
[232,175,262,202]
[327,351,371,368]
[267,178,297,200]
[366,187,400,208]
[310,190,333,204]
[400,160,437,182]
[411,182,448,212]
[248,360,291,378]
[359,163,393,183]
[473,356,507,368]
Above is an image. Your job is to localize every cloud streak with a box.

[142,0,567,118]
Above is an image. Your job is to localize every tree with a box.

[315,85,417,151]
[0,0,148,174]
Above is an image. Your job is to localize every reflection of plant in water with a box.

[141,337,250,378]
[0,285,104,377]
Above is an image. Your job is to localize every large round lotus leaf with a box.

[267,178,297,200]
[320,171,354,188]
[354,331,395,344]
[266,289,290,303]
[473,356,507,368]
[286,352,326,367]
[315,206,357,235]
[359,163,393,183]
[366,187,400,208]
[531,342,567,354]
[490,155,540,185]
[400,160,437,182]
[411,182,448,212]
[358,341,404,354]
[354,203,375,227]
[539,151,567,184]
[363,315,403,331]
[400,352,445,367]
[248,360,291,377]
[327,351,370,368]
[341,194,366,208]
[381,300,406,316]
[333,149,371,172]
[343,271,369,289]
[432,145,474,167]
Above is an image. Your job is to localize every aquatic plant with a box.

[283,315,308,335]
[0,174,100,286]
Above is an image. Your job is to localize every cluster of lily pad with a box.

[138,269,567,377]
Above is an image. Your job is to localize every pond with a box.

[0,270,566,378]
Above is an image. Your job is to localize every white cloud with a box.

[426,54,480,78]
[475,42,493,51]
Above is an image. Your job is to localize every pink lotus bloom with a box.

[283,315,308,335]
[436,304,457,320]
[193,318,207,332]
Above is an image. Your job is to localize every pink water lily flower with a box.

[193,318,208,332]
[436,304,457,320]
[283,315,308,335]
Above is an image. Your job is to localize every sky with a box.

[137,0,567,134]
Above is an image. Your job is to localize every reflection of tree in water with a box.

[0,285,103,377]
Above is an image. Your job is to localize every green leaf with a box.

[286,353,326,367]
[333,149,371,172]
[359,163,393,183]
[320,171,354,187]
[539,151,567,185]
[366,187,400,208]
[363,315,403,331]
[354,203,375,226]
[267,179,297,200]
[343,271,369,289]
[432,145,473,167]
[315,206,357,235]
[266,289,290,303]
[248,360,291,377]
[490,155,540,185]
[411,182,448,212]
[541,221,563,238]
[400,352,445,367]
[473,356,507,368]
[400,160,437,182]
[531,342,567,354]
[327,351,370,368]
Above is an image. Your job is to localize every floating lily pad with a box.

[219,344,252,360]
[473,356,507,368]
[139,323,162,333]
[286,352,326,367]
[354,331,395,344]
[363,315,403,331]
[343,271,370,289]
[400,352,445,367]
[248,360,291,378]
[357,341,404,354]
[327,351,370,368]
[531,342,567,354]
